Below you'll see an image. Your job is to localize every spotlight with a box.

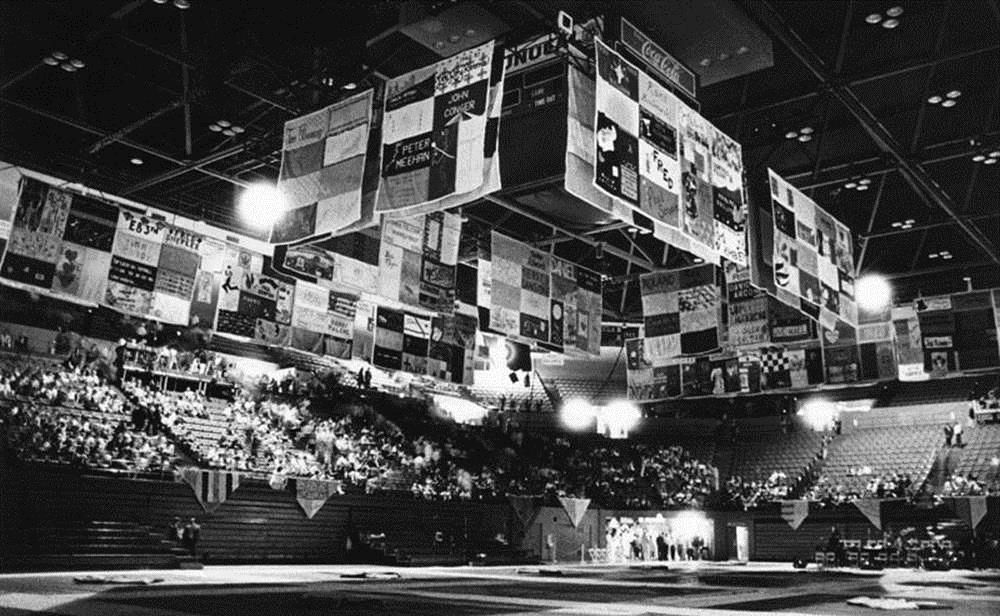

[856,274,892,313]
[561,398,595,431]
[238,183,287,229]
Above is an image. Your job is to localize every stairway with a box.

[2,520,193,571]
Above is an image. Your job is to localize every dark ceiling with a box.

[1,0,998,321]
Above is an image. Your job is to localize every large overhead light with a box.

[238,183,287,229]
[560,398,595,431]
[856,274,892,313]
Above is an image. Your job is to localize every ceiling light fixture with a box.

[208,124,222,132]
[342,82,358,90]
[52,51,68,61]
[130,157,144,165]
[42,56,59,66]
[866,7,904,28]
[785,126,814,141]
[173,0,191,9]
[928,90,961,108]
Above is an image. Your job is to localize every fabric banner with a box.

[592,40,746,266]
[780,499,809,530]
[295,478,341,519]
[639,264,722,357]
[558,496,591,528]
[625,337,683,400]
[378,40,504,215]
[915,295,957,376]
[273,90,373,244]
[822,319,859,384]
[853,498,882,530]
[427,313,477,384]
[892,305,926,381]
[179,467,240,513]
[507,495,539,526]
[378,211,461,314]
[767,169,857,329]
[0,178,119,306]
[726,263,769,348]
[489,231,602,353]
[951,291,1000,370]
[371,305,434,375]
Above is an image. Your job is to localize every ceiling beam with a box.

[862,212,1000,240]
[87,99,185,154]
[710,43,1000,123]
[752,0,999,265]
[0,95,250,189]
[484,194,657,272]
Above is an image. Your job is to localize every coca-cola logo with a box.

[640,41,681,81]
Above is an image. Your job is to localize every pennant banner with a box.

[558,496,591,528]
[179,467,240,513]
[273,90,374,244]
[853,497,882,531]
[507,495,539,526]
[780,499,809,530]
[296,478,341,519]
[378,40,504,216]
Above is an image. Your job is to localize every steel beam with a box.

[121,144,249,195]
[0,96,249,188]
[87,99,185,154]
[862,212,1000,240]
[753,0,1000,265]
[484,194,657,271]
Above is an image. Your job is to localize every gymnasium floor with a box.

[1,562,999,616]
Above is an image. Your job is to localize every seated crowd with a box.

[6,348,993,508]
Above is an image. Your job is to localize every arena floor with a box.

[1,562,999,616]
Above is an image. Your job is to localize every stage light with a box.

[798,398,836,431]
[601,399,642,434]
[561,398,595,431]
[856,274,892,313]
[238,183,286,229]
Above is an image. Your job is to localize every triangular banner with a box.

[507,495,538,526]
[780,499,809,530]
[296,478,340,519]
[558,497,590,528]
[853,498,882,530]
[179,467,240,513]
[953,496,989,531]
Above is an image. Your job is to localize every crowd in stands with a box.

[5,345,998,509]
[116,340,228,380]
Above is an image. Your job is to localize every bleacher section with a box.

[953,424,1000,492]
[882,377,978,407]
[815,424,940,495]
[729,425,826,485]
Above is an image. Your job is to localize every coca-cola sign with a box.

[619,18,696,99]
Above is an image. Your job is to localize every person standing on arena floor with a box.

[944,423,953,447]
[953,420,963,447]
[183,517,201,559]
